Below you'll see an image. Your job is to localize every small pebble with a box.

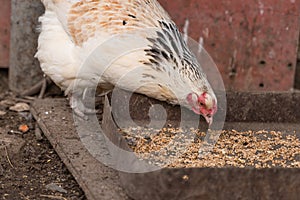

[9,103,30,112]
[46,183,67,194]
[0,99,15,108]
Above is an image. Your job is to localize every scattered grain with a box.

[119,127,300,168]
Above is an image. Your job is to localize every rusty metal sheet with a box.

[158,0,300,91]
[0,0,10,68]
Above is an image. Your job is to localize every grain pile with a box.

[118,127,300,168]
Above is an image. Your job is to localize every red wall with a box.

[0,0,10,68]
[158,0,300,91]
[0,0,299,91]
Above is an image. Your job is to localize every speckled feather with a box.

[67,0,171,45]
[42,0,171,45]
[36,0,215,108]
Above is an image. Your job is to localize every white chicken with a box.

[36,0,217,124]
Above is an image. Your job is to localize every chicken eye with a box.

[199,102,204,106]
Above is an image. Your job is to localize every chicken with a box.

[36,0,217,124]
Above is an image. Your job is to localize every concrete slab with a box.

[31,98,130,200]
[109,89,300,123]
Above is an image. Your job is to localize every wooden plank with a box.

[31,98,130,200]
[9,0,44,92]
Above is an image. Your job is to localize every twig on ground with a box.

[40,194,67,200]
[20,192,30,200]
[5,146,14,168]
[15,98,34,104]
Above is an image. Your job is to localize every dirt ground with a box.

[0,70,87,200]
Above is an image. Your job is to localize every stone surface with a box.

[107,91,300,200]
[120,168,300,200]
[9,0,44,93]
[110,89,300,123]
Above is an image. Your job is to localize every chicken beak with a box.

[204,115,213,126]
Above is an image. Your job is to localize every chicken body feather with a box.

[36,0,217,123]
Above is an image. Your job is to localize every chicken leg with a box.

[69,88,98,120]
